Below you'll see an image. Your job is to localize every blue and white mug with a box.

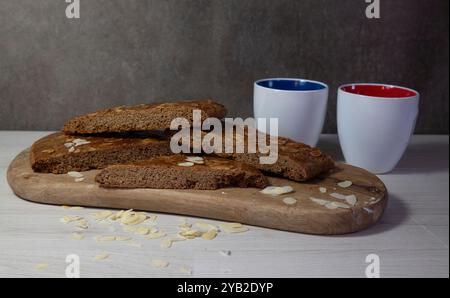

[253,78,329,147]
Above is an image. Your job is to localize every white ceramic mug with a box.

[253,78,329,147]
[337,83,420,174]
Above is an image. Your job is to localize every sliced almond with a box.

[74,177,85,183]
[160,239,173,248]
[96,235,116,242]
[282,197,297,205]
[179,266,192,275]
[64,142,74,148]
[152,259,169,268]
[319,187,327,193]
[67,171,84,178]
[61,215,83,223]
[34,263,49,270]
[177,162,195,167]
[135,226,151,235]
[330,192,347,200]
[326,201,351,209]
[337,180,353,188]
[91,211,113,221]
[94,252,109,261]
[345,195,358,206]
[310,197,329,206]
[115,236,132,241]
[71,232,84,240]
[194,222,218,232]
[144,231,166,240]
[202,229,218,240]
[260,186,294,196]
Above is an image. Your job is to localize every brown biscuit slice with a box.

[95,155,269,190]
[63,99,227,134]
[30,132,173,174]
[186,128,335,181]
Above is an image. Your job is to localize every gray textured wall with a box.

[0,0,448,133]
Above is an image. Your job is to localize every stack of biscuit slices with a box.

[31,100,335,190]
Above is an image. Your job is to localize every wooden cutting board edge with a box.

[6,149,388,235]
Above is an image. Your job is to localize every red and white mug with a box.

[337,83,420,174]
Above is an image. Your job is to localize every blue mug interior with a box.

[257,79,326,91]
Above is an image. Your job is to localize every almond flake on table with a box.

[91,211,113,221]
[71,232,84,240]
[194,222,218,232]
[34,263,49,270]
[337,180,353,188]
[152,259,169,268]
[179,266,193,275]
[94,252,109,261]
[202,229,218,240]
[60,215,83,223]
[319,187,327,193]
[74,177,85,183]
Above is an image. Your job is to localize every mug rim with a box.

[255,78,328,93]
[338,83,419,100]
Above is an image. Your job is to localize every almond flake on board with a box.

[260,186,294,196]
[363,207,374,214]
[179,229,202,239]
[152,259,169,268]
[71,232,84,240]
[319,187,327,194]
[67,171,84,178]
[185,156,204,164]
[282,197,297,205]
[345,195,358,206]
[337,180,353,188]
[326,201,351,209]
[68,147,75,153]
[330,193,347,200]
[72,139,91,146]
[75,220,89,230]
[310,197,329,206]
[64,142,74,148]
[74,177,85,183]
[177,161,195,167]
[160,239,173,248]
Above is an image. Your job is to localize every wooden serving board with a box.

[7,149,388,235]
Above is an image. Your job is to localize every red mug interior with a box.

[341,84,417,98]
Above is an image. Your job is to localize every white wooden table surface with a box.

[0,131,448,278]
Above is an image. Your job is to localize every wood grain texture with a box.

[7,149,387,235]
